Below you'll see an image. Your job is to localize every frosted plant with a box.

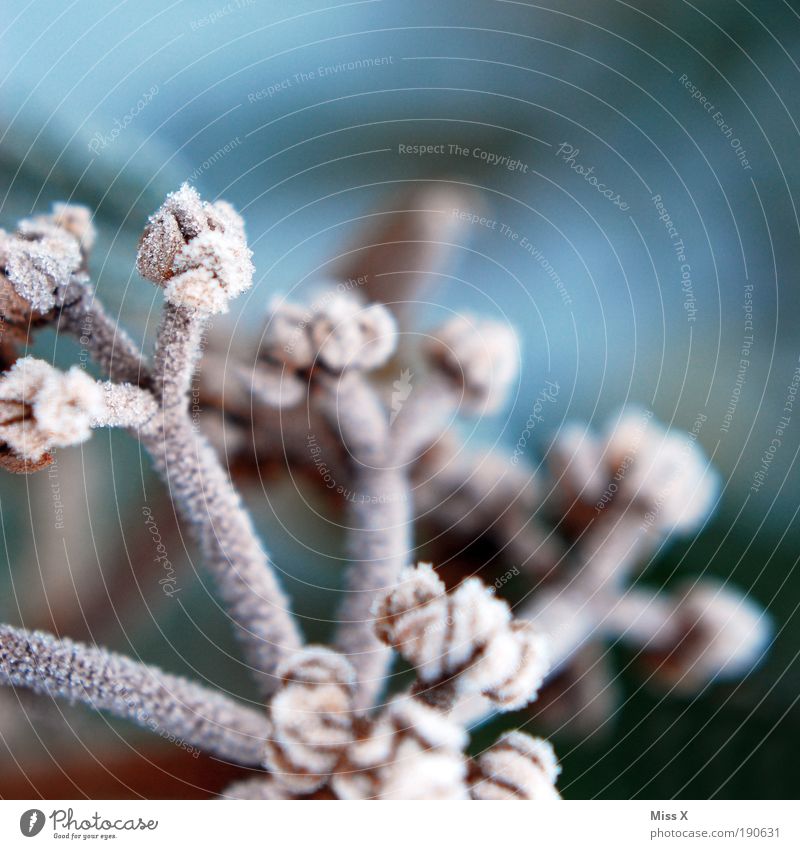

[0,185,770,797]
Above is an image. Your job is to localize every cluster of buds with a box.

[225,566,559,800]
[0,203,93,350]
[376,563,549,711]
[249,291,397,408]
[0,185,771,801]
[423,315,520,414]
[0,357,155,473]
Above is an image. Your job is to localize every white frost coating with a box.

[332,696,468,800]
[3,227,82,313]
[423,315,519,413]
[657,579,772,692]
[309,292,397,372]
[548,422,609,502]
[0,624,270,766]
[136,182,254,315]
[376,563,549,711]
[471,732,561,800]
[549,410,719,535]
[0,357,104,461]
[18,203,96,258]
[92,382,158,429]
[261,291,397,375]
[602,410,719,534]
[263,647,356,793]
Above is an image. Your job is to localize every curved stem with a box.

[0,625,269,766]
[59,291,148,386]
[140,303,303,696]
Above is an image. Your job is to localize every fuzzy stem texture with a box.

[522,510,657,674]
[390,378,459,465]
[140,303,302,695]
[0,625,269,765]
[318,372,412,710]
[59,290,148,386]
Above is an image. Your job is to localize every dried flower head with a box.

[18,202,96,262]
[1,220,83,317]
[263,647,357,793]
[0,357,104,464]
[604,411,719,533]
[332,696,469,800]
[646,579,772,692]
[470,731,561,800]
[376,563,549,710]
[137,183,254,314]
[423,315,519,413]
[551,409,719,535]
[263,292,397,373]
[309,292,397,372]
[252,292,397,409]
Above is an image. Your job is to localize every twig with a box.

[0,624,269,765]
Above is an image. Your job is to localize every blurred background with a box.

[1,0,798,799]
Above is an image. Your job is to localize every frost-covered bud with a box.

[647,579,771,693]
[548,422,607,502]
[137,184,254,314]
[602,411,719,534]
[0,357,104,468]
[423,315,519,413]
[261,299,316,371]
[550,410,719,535]
[332,696,468,800]
[1,224,82,316]
[137,184,208,284]
[92,382,158,429]
[18,203,96,261]
[263,647,356,794]
[309,292,396,372]
[471,732,561,800]
[256,292,396,401]
[376,563,549,711]
[222,777,293,800]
